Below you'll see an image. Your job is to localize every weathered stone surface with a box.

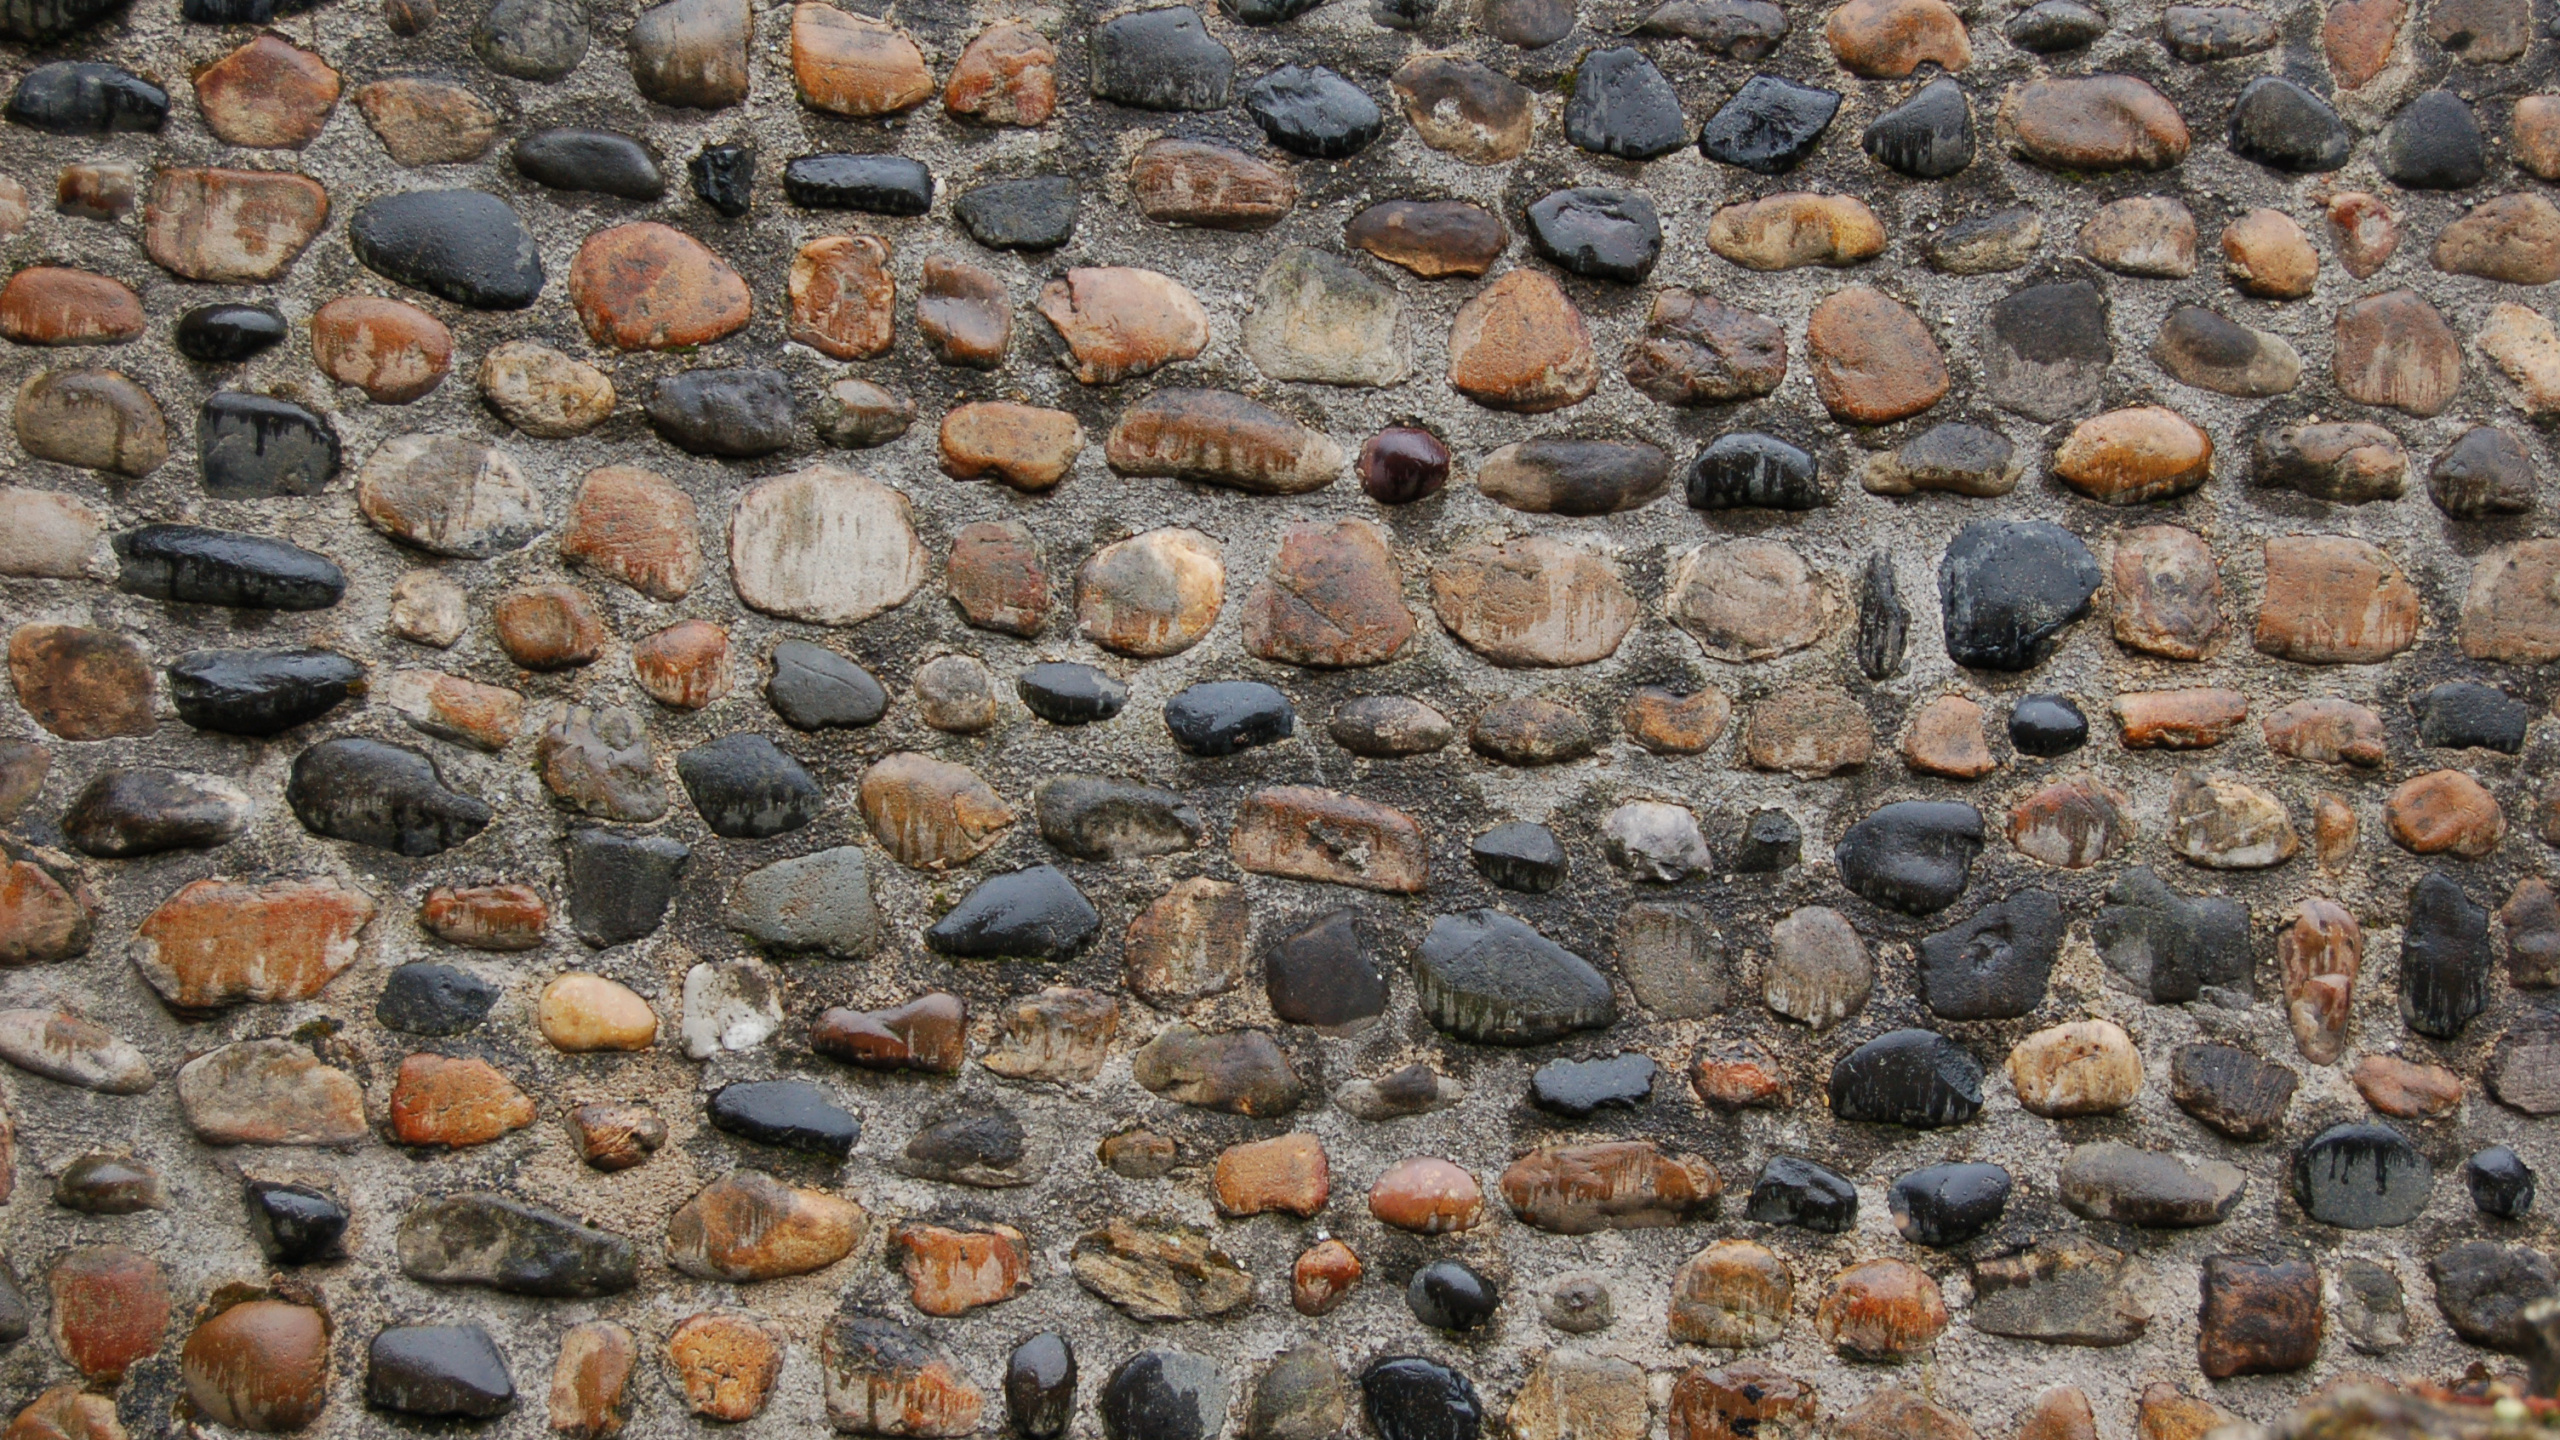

[2254,535,2422,663]
[668,1171,865,1280]
[1973,1237,2150,1346]
[1447,270,1597,411]
[177,1040,367,1145]
[1105,389,1340,493]
[134,878,372,1010]
[1433,536,1635,667]
[1501,1141,1719,1234]
[1706,192,1885,269]
[730,467,926,626]
[1999,75,2190,169]
[143,168,328,284]
[1071,1218,1251,1320]
[1036,267,1207,383]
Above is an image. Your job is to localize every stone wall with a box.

[0,0,2556,1433]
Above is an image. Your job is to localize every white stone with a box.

[1601,801,1711,882]
[1242,247,1410,388]
[682,958,785,1059]
[2478,302,2560,415]
[728,465,928,626]
[0,488,103,578]
[389,570,469,648]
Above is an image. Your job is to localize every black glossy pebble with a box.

[1021,662,1129,724]
[115,525,345,610]
[2229,75,2352,172]
[167,648,364,736]
[1564,46,1690,160]
[1828,1028,1984,1128]
[1746,1154,1858,1231]
[246,1179,349,1264]
[1699,73,1839,173]
[784,154,935,214]
[1889,1162,2013,1245]
[1406,1261,1500,1332]
[1244,64,1384,158]
[691,143,754,216]
[1361,1356,1482,1440]
[2467,1145,2536,1218]
[1862,76,1973,178]
[1471,821,1567,892]
[707,1079,860,1158]
[288,737,492,856]
[1164,680,1294,756]
[377,963,502,1037]
[1523,187,1662,283]
[675,734,823,839]
[926,865,1102,960]
[366,1324,515,1418]
[1007,1333,1077,1440]
[350,190,545,310]
[175,304,288,363]
[1940,519,2103,672]
[2295,1121,2433,1228]
[2010,693,2089,756]
[1264,910,1389,1028]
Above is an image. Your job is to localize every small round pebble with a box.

[1541,1275,1612,1333]
[2009,694,2088,757]
[1358,426,1451,505]
[1406,1260,1498,1332]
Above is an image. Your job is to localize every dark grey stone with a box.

[350,190,545,310]
[167,649,364,736]
[115,525,345,610]
[287,738,491,856]
[1917,890,2064,1019]
[1414,910,1615,1045]
[675,734,822,839]
[565,828,688,946]
[926,866,1101,959]
[198,393,339,498]
[647,367,794,457]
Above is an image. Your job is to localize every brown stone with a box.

[195,34,339,148]
[944,22,1055,124]
[561,466,700,601]
[1213,1133,1330,1217]
[1447,270,1597,412]
[2009,1019,2144,1116]
[670,1313,785,1422]
[1905,695,1995,779]
[2010,775,2134,869]
[1292,1239,1361,1315]
[1035,267,1209,384]
[1101,1129,1180,1179]
[2334,289,2461,416]
[1104,388,1339,494]
[2504,878,2560,987]
[1622,686,1731,755]
[1667,1362,1816,1440]
[811,993,966,1073]
[2463,539,2560,662]
[571,222,753,350]
[1070,1219,1251,1321]
[2386,769,2504,856]
[8,1386,126,1440]
[1835,1389,1975,1440]
[2280,898,2360,1063]
[2168,771,2298,868]
[1433,536,1636,667]
[2054,406,2212,504]
[1667,540,1829,662]
[356,78,500,164]
[1132,1024,1302,1115]
[2314,793,2358,867]
[2327,192,2401,277]
[1741,685,1872,778]
[2264,698,2388,765]
[134,878,373,1010]
[2116,688,2248,748]
[176,1040,366,1145]
[1691,1038,1786,1109]
[550,1321,637,1439]
[1669,1240,1792,1347]
[2253,535,2422,663]
[892,1224,1033,1316]
[916,257,1010,368]
[1826,0,1970,74]
[1124,878,1246,1008]
[7,620,152,732]
[567,1103,666,1171]
[387,1052,536,1147]
[1999,75,2192,169]
[1706,192,1886,269]
[2478,301,2560,414]
[2108,525,2224,659]
[1243,520,1414,668]
[1077,528,1223,657]
[1131,139,1294,229]
[858,752,1014,869]
[792,2,932,116]
[142,169,329,284]
[631,619,731,710]
[980,987,1119,1083]
[2224,207,2320,297]
[1369,1156,1485,1233]
[1472,696,1594,766]
[1805,286,1948,424]
[538,973,658,1052]
[2326,0,2405,85]
[1500,1140,1720,1233]
[2017,1388,2097,1440]
[50,1247,167,1381]
[1815,1259,1946,1360]
[54,163,135,222]
[668,1171,866,1281]
[936,404,1079,493]
[480,341,616,439]
[2351,1054,2462,1118]
[1624,289,1787,404]
[1392,55,1536,163]
[1232,787,1427,893]
[311,295,452,404]
[788,233,894,360]
[181,1300,328,1432]
[1346,199,1507,277]
[493,585,606,669]
[0,848,96,966]
[0,267,144,345]
[630,0,751,107]
[946,521,1048,635]
[2195,1257,2321,1378]
[2080,196,2197,277]
[2434,192,2560,284]
[12,368,165,478]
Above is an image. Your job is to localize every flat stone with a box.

[0,1009,149,1093]
[1072,1219,1251,1319]
[2009,1019,2143,1116]
[2254,535,2422,662]
[1807,286,1948,423]
[667,1171,865,1280]
[1667,1363,1814,1440]
[1121,878,1247,1008]
[6,62,165,133]
[2335,1259,2408,1354]
[7,624,150,741]
[1620,686,1730,755]
[914,656,1000,732]
[116,526,346,613]
[1018,661,1126,724]
[1748,1155,1857,1231]
[918,258,1010,368]
[367,1325,513,1419]
[1973,1237,2150,1346]
[1037,777,1201,861]
[1393,55,1536,163]
[729,466,927,625]
[1624,291,1785,406]
[536,706,665,822]
[726,846,878,956]
[666,1312,782,1421]
[0,490,101,577]
[387,1052,535,1148]
[955,176,1077,249]
[629,0,751,106]
[1983,279,2109,420]
[946,23,1057,125]
[2334,289,2461,416]
[1634,0,1788,52]
[1700,74,1843,174]
[1834,800,1984,914]
[648,367,793,457]
[1918,890,2063,1017]
[1330,695,1452,756]
[491,584,604,670]
[287,737,490,856]
[1414,909,1615,1044]
[2154,305,2301,396]
[2164,4,2273,57]
[1707,192,1884,269]
[1347,200,1506,277]
[0,267,142,345]
[2059,1142,2245,1226]
[2231,77,2350,170]
[177,1039,366,1145]
[927,865,1100,959]
[1090,6,1231,110]
[398,1193,636,1297]
[2295,1121,2432,1227]
[1037,266,1208,382]
[13,367,165,478]
[1762,905,1871,1029]
[676,733,821,839]
[246,1181,347,1263]
[946,522,1050,636]
[1165,680,1295,755]
[1928,207,2042,272]
[2170,1044,2296,1140]
[350,190,542,310]
[1131,139,1294,229]
[1888,1162,2010,1247]
[356,78,501,165]
[1999,74,2191,170]
[783,153,935,214]
[2429,425,2537,517]
[2097,866,2254,1004]
[709,1079,859,1157]
[564,828,687,945]
[1668,539,1827,662]
[787,233,893,359]
[2464,539,2560,662]
[792,4,931,116]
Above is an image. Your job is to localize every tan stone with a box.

[1805,286,1947,423]
[1130,139,1295,229]
[2080,196,2196,277]
[387,1053,536,1147]
[538,973,658,1052]
[2115,688,2247,748]
[792,3,932,116]
[1669,1239,1792,1347]
[1998,75,2191,170]
[1232,787,1427,893]
[668,1171,867,1281]
[1905,695,1995,778]
[480,341,615,438]
[2053,406,2212,504]
[355,78,500,164]
[2462,539,2560,663]
[858,752,1014,870]
[2010,775,2136,869]
[944,22,1056,124]
[1213,1133,1330,1217]
[1034,267,1209,384]
[2264,698,2388,765]
[1741,686,1872,778]
[1432,536,1635,667]
[789,233,895,360]
[2477,301,2560,414]
[142,169,330,284]
[2008,1019,2143,1116]
[1447,270,1597,412]
[1667,540,1829,662]
[1368,1156,1484,1232]
[2253,535,2423,663]
[1077,528,1223,657]
[550,1322,637,1439]
[1826,0,1970,75]
[2435,192,2560,283]
[2223,207,2319,297]
[1706,192,1886,269]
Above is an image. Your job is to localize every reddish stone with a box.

[1904,695,1995,779]
[50,1247,168,1381]
[892,1224,1033,1316]
[311,295,453,403]
[1668,1362,1816,1440]
[6,1386,125,1440]
[1130,139,1296,229]
[1034,267,1209,384]
[1368,1156,1484,1233]
[0,267,143,345]
[1826,0,1970,75]
[2116,688,2248,748]
[386,1053,536,1147]
[1670,1240,1793,1347]
[2263,698,2388,765]
[789,234,895,360]
[134,878,374,1009]
[944,22,1056,124]
[550,1321,637,1439]
[7,624,152,739]
[811,993,966,1073]
[791,2,932,116]
[946,521,1049,637]
[493,585,607,669]
[0,845,97,966]
[2325,0,2406,86]
[1805,286,1948,423]
[561,465,701,602]
[2328,193,2401,277]
[2010,775,2134,869]
[666,1172,867,1282]
[2280,898,2360,1063]
[142,169,330,284]
[918,257,1010,367]
[1292,1239,1361,1315]
[382,669,523,752]
[570,222,752,350]
[1447,270,1596,412]
[2352,1054,2462,1117]
[1622,687,1731,755]
[2253,535,2422,662]
[2385,769,2504,856]
[194,33,340,148]
[1232,786,1427,893]
[1815,1259,1947,1360]
[1499,1140,1721,1233]
[1242,520,1414,668]
[667,1312,784,1421]
[568,1103,667,1171]
[356,77,502,165]
[2195,1256,2321,1378]
[1212,1133,1330,1217]
[632,619,733,710]
[55,163,134,221]
[2334,289,2461,417]
[938,402,1081,491]
[1692,1039,1786,1109]
[181,1299,329,1432]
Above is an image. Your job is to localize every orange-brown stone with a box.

[1815,1258,1947,1360]
[569,222,752,350]
[1904,694,1995,778]
[1826,0,1970,75]
[142,169,330,284]
[1668,1362,1817,1440]
[549,1321,637,1439]
[944,22,1056,124]
[633,619,733,710]
[420,883,546,950]
[789,233,895,360]
[1622,686,1731,755]
[134,877,374,1010]
[2116,688,2248,748]
[1806,285,1948,424]
[8,624,154,739]
[892,1224,1033,1316]
[1447,270,1597,412]
[946,521,1049,637]
[1368,1156,1484,1233]
[1213,1133,1330,1217]
[560,466,700,602]
[1241,519,1414,668]
[2352,1054,2463,1117]
[493,584,607,670]
[311,295,453,403]
[1292,1238,1361,1315]
[1232,786,1428,893]
[50,1246,168,1381]
[2054,406,2213,504]
[2385,769,2504,856]
[0,267,144,345]
[791,3,932,116]
[1130,139,1295,229]
[1499,1140,1722,1233]
[939,402,1081,491]
[2253,535,2422,663]
[2325,0,2406,86]
[194,34,339,148]
[1034,266,1209,383]
[1691,1038,1786,1109]
[180,1300,328,1432]
[667,1312,784,1421]
[387,1052,537,1147]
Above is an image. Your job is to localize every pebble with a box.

[1829,1028,1984,1127]
[476,0,587,77]
[2431,1241,2556,1349]
[944,523,1050,637]
[54,1153,158,1213]
[629,0,750,106]
[2170,1043,2296,1140]
[1130,139,1294,230]
[358,434,541,559]
[667,1171,864,1280]
[2335,1259,2408,1355]
[165,648,361,740]
[492,584,605,669]
[2464,539,2560,661]
[919,259,1012,368]
[1982,279,2110,420]
[1667,539,1827,661]
[2164,2,2273,56]
[1071,1219,1250,1318]
[387,1053,535,1147]
[2223,208,2320,296]
[1864,77,1974,177]
[1817,1259,1947,1360]
[2008,774,2132,870]
[2430,425,2537,517]
[914,655,1001,733]
[564,830,687,946]
[1037,776,1202,860]
[928,865,1102,959]
[197,392,337,496]
[1747,1154,1859,1230]
[2111,526,2231,654]
[1669,1363,1815,1440]
[1165,681,1295,755]
[1473,823,1567,892]
[1807,286,1949,423]
[2502,879,2560,987]
[1833,800,1984,914]
[1244,247,1407,386]
[1764,905,1872,1028]
[2294,1121,2432,1227]
[1940,518,2102,670]
[667,1312,783,1421]
[2167,770,2298,868]
[1331,695,1454,756]
[177,303,288,363]
[1626,291,1786,407]
[821,1311,986,1435]
[6,62,165,133]
[350,190,544,310]
[1707,191,1884,269]
[1668,1241,1788,1344]
[1008,1335,1077,1437]
[356,78,501,165]
[1919,890,2062,1016]
[1077,528,1223,656]
[955,176,1078,249]
[2381,90,2484,188]
[143,169,331,284]
[2400,873,2493,1038]
[2385,769,2504,856]
[117,525,346,611]
[1415,910,1615,1043]
[2000,75,2191,170]
[1928,207,2042,271]
[2081,196,2198,277]
[2059,1142,2246,1226]
[1408,1262,1499,1332]
[792,5,931,116]
[1696,75,1839,173]
[0,1009,149,1093]
[247,1180,349,1263]
[1447,270,1599,409]
[1091,6,1232,109]
[1362,1358,1481,1440]
[2352,1053,2463,1118]
[538,973,658,1052]
[378,964,499,1035]
[397,1193,637,1296]
[7,624,152,741]
[0,267,144,345]
[676,734,822,839]
[2153,305,2302,396]
[1889,1162,2010,1246]
[648,367,794,457]
[1037,267,1208,383]
[687,142,753,217]
[946,23,1056,125]
[367,1324,514,1419]
[62,768,251,858]
[1212,1133,1329,1217]
[1828,0,1969,73]
[785,154,936,215]
[1393,55,1536,163]
[537,706,666,822]
[1634,0,1788,53]
[811,991,961,1072]
[1856,554,1909,679]
[1620,686,1730,754]
[1018,661,1129,724]
[858,752,1013,873]
[514,128,664,200]
[289,737,491,855]
[708,1078,861,1158]
[2008,1019,2142,1116]
[1101,1352,1228,1440]
[2415,680,2531,752]
[2229,76,2351,171]
[1973,1238,2150,1347]
[2255,534,2424,662]
[2436,192,2560,284]
[1475,696,1596,766]
[1528,1054,1657,1119]
[569,222,751,350]
[2467,1145,2535,1217]
[1347,201,1506,278]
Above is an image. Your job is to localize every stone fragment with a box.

[1071,1219,1251,1320]
[133,878,371,1010]
[1213,1133,1329,1217]
[0,490,101,578]
[1243,248,1407,387]
[1666,1362,1815,1440]
[2254,535,2422,662]
[1918,891,2063,1018]
[398,1193,637,1297]
[1392,55,1535,163]
[0,1010,149,1093]
[2080,196,2197,277]
[2009,1019,2143,1116]
[1972,1237,2149,1346]
[1828,1029,1984,1127]
[1433,537,1636,667]
[1928,207,2042,272]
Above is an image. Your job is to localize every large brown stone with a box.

[50,1247,167,1381]
[1232,787,1427,893]
[175,1040,367,1145]
[1999,75,2191,170]
[1623,290,1786,404]
[788,233,895,360]
[2326,0,2405,85]
[1392,55,1536,163]
[134,878,373,1011]
[1035,267,1208,383]
[1431,536,1635,667]
[0,268,143,345]
[1346,199,1507,277]
[181,1300,328,1432]
[2110,524,2224,659]
[668,1171,867,1281]
[1805,286,1947,423]
[1667,540,1829,662]
[791,3,932,116]
[193,33,339,148]
[1668,1362,1816,1440]
[2253,535,2422,663]
[1669,1240,1792,1347]
[1447,270,1597,412]
[2333,289,2461,416]
[386,1052,535,1147]
[142,169,329,284]
[1130,139,1295,229]
[858,752,1014,869]
[1706,193,1885,269]
[2462,539,2560,663]
[2385,769,2504,856]
[1498,1141,1720,1233]
[1827,0,1970,74]
[8,624,153,740]
[939,403,1080,491]
[1243,520,1414,668]
[944,22,1055,124]
[1104,389,1341,494]
[2055,406,2212,504]
[312,295,452,404]
[356,77,501,164]
[561,466,700,601]
[13,368,165,478]
[893,1224,1033,1315]
[570,222,752,350]
[2010,775,2134,869]
[946,521,1048,636]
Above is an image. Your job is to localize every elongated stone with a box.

[398,1194,636,1297]
[1105,389,1339,494]
[1415,910,1614,1044]
[0,1009,150,1093]
[1497,1141,1719,1233]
